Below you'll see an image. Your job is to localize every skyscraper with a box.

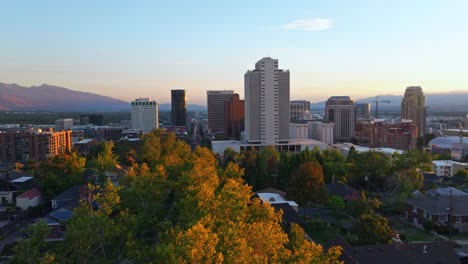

[131,98,159,133]
[290,100,311,121]
[325,96,356,142]
[171,89,187,127]
[244,57,289,144]
[401,86,426,137]
[225,93,244,140]
[356,103,371,120]
[207,90,234,133]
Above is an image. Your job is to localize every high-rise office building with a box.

[325,96,356,142]
[207,90,234,133]
[131,98,159,133]
[245,57,289,144]
[171,89,187,127]
[401,86,426,137]
[356,103,371,120]
[290,100,311,122]
[225,93,244,140]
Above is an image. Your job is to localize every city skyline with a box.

[1,1,468,105]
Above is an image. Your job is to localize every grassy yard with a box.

[303,222,338,244]
[390,218,439,242]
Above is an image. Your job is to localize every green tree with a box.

[354,213,393,244]
[11,221,55,264]
[95,141,119,184]
[325,195,345,210]
[35,152,86,198]
[321,149,347,183]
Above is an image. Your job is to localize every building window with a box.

[455,216,462,223]
[412,207,417,213]
[439,215,448,223]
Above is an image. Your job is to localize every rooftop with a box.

[11,176,34,183]
[17,188,41,200]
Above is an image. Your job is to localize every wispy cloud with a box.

[277,18,332,31]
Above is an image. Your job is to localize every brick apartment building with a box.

[356,120,418,151]
[0,129,72,163]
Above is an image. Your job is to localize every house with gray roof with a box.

[406,188,468,232]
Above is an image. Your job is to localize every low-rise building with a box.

[16,187,42,210]
[432,160,468,177]
[211,139,329,155]
[289,123,308,140]
[308,121,334,145]
[406,189,468,232]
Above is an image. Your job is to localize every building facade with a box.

[54,118,74,131]
[290,100,311,122]
[244,57,289,144]
[308,121,334,145]
[401,86,426,137]
[0,129,72,163]
[207,90,234,133]
[171,89,187,127]
[355,103,371,120]
[324,96,356,143]
[368,120,418,150]
[225,93,244,140]
[289,123,308,140]
[131,98,159,133]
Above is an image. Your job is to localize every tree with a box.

[11,221,54,264]
[325,195,345,210]
[95,141,119,185]
[35,152,86,198]
[287,161,326,205]
[354,213,393,244]
[321,150,347,183]
[278,151,290,189]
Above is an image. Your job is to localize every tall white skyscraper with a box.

[131,98,159,133]
[244,57,289,144]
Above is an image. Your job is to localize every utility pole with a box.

[373,96,390,119]
[449,188,453,240]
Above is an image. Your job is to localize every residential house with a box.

[406,188,468,232]
[0,178,18,206]
[254,189,299,212]
[325,183,360,204]
[50,185,85,209]
[328,235,460,264]
[16,187,42,210]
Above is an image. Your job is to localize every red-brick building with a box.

[356,120,418,151]
[224,93,244,140]
[0,129,72,163]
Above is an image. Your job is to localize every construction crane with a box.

[459,122,465,144]
[373,96,390,119]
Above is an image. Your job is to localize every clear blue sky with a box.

[1,0,467,105]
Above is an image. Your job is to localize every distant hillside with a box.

[0,83,130,112]
[158,103,207,112]
[310,92,468,112]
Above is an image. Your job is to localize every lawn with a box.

[303,222,338,244]
[390,219,439,242]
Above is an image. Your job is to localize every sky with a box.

[1,0,468,105]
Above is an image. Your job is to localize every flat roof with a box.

[11,176,34,183]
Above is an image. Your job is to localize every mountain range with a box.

[1,82,467,112]
[0,82,205,112]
